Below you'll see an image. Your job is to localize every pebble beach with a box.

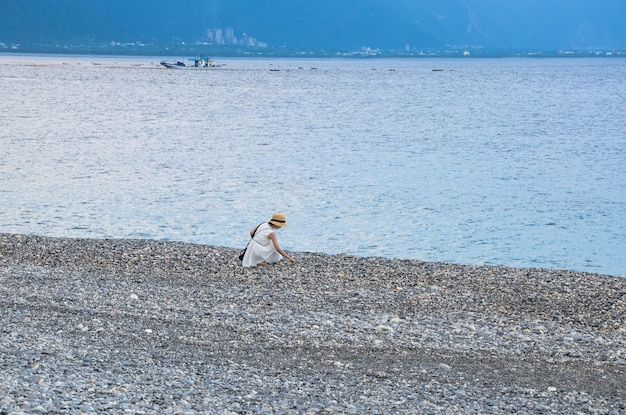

[1,233,624,414]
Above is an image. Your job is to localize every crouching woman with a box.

[242,213,296,267]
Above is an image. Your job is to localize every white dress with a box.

[242,223,282,267]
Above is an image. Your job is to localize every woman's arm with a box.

[268,232,296,263]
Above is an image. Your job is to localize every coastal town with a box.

[1,26,622,58]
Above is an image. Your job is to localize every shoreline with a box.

[1,233,625,413]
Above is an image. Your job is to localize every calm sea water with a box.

[1,54,625,276]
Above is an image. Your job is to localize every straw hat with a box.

[269,213,287,227]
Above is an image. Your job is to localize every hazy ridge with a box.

[2,0,625,53]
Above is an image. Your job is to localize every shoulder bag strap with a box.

[251,222,263,238]
[245,222,264,248]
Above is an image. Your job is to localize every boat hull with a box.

[160,57,221,69]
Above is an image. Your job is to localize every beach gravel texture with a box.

[1,234,624,414]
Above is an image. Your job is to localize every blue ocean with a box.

[1,55,624,276]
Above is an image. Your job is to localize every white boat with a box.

[160,56,221,69]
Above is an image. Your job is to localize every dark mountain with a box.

[1,0,624,51]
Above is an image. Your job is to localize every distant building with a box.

[214,29,223,45]
[203,27,266,48]
[241,33,256,47]
[225,28,236,45]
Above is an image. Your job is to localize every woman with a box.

[242,213,296,267]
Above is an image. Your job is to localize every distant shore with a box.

[1,233,624,414]
[2,47,625,59]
